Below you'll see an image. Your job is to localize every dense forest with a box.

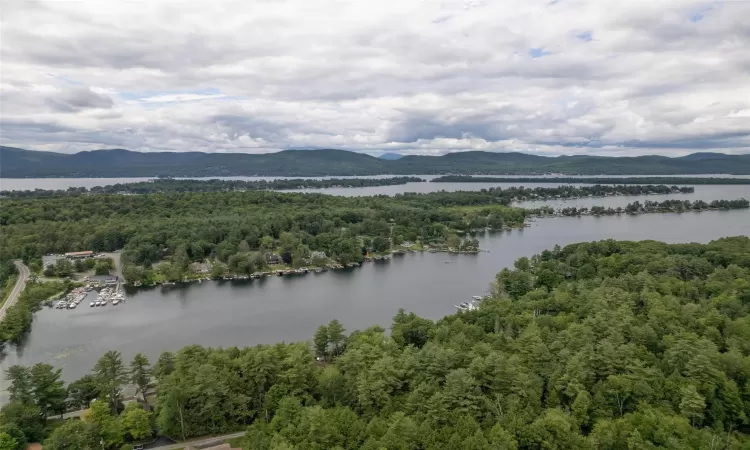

[0,185,697,270]
[0,177,426,198]
[431,175,750,185]
[0,189,531,268]
[3,238,750,449]
[5,146,750,177]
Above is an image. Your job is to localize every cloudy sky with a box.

[1,0,749,156]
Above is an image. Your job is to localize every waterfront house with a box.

[266,253,281,264]
[190,262,211,273]
[310,250,327,260]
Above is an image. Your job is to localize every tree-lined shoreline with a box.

[549,198,750,216]
[431,175,750,184]
[0,177,426,199]
[2,238,750,448]
[0,187,746,347]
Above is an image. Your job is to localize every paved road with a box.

[102,251,124,280]
[145,431,245,449]
[0,261,30,323]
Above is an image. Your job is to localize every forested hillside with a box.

[4,146,750,177]
[3,238,750,449]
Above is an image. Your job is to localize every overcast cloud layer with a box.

[1,0,749,156]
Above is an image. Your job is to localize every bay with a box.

[1,209,749,395]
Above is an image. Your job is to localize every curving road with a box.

[0,261,30,323]
[145,431,245,449]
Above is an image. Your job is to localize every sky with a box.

[1,0,749,157]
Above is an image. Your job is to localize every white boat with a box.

[112,299,120,305]
[455,301,478,312]
[472,295,483,301]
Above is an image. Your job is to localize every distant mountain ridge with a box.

[378,152,405,160]
[2,146,750,177]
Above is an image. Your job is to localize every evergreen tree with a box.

[314,325,329,360]
[93,350,128,413]
[129,353,152,406]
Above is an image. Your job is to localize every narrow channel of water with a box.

[1,209,748,392]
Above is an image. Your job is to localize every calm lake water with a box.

[0,175,412,191]
[1,209,749,394]
[3,174,750,194]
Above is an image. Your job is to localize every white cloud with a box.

[137,94,227,103]
[0,0,749,156]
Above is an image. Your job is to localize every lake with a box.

[8,175,749,207]
[0,175,414,191]
[3,174,750,196]
[1,208,749,394]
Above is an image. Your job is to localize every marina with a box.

[54,284,125,310]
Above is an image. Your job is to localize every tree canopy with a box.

[4,237,750,449]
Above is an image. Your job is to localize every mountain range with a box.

[2,146,750,178]
[378,153,405,160]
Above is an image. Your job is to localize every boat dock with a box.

[54,281,126,311]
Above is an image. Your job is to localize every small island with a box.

[541,198,750,216]
[431,175,750,185]
[0,176,426,198]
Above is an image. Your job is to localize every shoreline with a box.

[122,204,750,288]
[125,246,490,288]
